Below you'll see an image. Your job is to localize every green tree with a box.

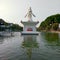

[39,21,46,30]
[11,24,23,31]
[52,23,58,30]
[38,14,60,31]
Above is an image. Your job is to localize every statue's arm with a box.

[25,12,28,18]
[32,13,36,17]
[25,14,27,18]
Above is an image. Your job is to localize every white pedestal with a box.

[21,21,39,35]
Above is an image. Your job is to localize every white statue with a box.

[25,7,35,21]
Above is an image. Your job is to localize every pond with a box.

[0,32,60,60]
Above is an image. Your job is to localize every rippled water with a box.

[0,32,60,60]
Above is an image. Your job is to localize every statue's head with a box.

[28,7,32,12]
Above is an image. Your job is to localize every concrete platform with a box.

[21,31,39,35]
[0,31,13,36]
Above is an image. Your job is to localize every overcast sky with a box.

[0,0,60,26]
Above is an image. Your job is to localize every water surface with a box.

[0,32,60,60]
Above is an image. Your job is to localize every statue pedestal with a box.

[21,21,39,35]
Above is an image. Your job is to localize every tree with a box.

[38,14,60,31]
[0,19,23,31]
[40,21,46,30]
[52,23,58,30]
[11,24,23,31]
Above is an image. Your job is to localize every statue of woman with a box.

[25,7,35,21]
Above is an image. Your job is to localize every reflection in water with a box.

[42,32,60,46]
[0,35,14,44]
[0,37,4,44]
[22,35,39,60]
[59,33,60,39]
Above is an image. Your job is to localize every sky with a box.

[0,0,60,27]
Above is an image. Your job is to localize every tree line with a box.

[37,14,60,31]
[0,19,23,31]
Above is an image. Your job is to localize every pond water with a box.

[0,32,60,60]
